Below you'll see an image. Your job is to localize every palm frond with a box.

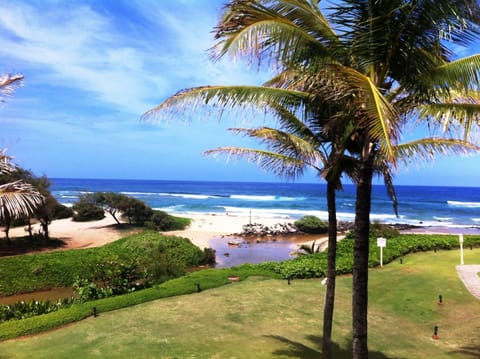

[327,65,400,163]
[228,127,325,168]
[430,54,480,90]
[418,100,480,140]
[205,146,307,180]
[395,137,480,165]
[212,0,340,67]
[142,85,309,122]
[0,180,44,220]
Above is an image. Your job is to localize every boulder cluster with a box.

[239,222,298,236]
[233,220,356,237]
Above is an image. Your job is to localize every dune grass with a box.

[0,248,479,358]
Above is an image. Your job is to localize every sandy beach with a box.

[5,213,312,252]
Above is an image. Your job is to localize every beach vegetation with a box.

[294,215,328,234]
[71,201,105,222]
[144,210,191,231]
[73,192,152,225]
[344,221,400,240]
[71,193,190,230]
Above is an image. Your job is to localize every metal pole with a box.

[459,234,464,265]
[380,246,383,267]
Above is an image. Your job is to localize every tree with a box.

[0,74,44,241]
[144,1,480,357]
[0,168,72,240]
[75,192,152,225]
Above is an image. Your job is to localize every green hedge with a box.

[259,234,480,279]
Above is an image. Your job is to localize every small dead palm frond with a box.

[295,240,321,256]
[0,151,14,175]
[0,180,44,220]
[0,74,24,103]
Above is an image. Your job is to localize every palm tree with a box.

[208,2,480,357]
[145,1,480,357]
[0,74,44,241]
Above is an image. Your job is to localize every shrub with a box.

[294,215,328,234]
[0,297,75,323]
[52,203,74,219]
[344,221,400,240]
[72,202,105,222]
[145,210,191,231]
[119,197,153,225]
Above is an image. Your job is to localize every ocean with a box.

[50,178,480,230]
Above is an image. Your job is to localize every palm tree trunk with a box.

[352,157,374,359]
[322,180,338,359]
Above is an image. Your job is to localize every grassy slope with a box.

[0,249,479,358]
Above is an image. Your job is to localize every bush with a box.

[119,197,153,225]
[145,210,191,231]
[294,215,328,234]
[52,204,74,219]
[72,202,105,222]
[0,298,75,323]
[369,221,400,239]
[344,221,400,240]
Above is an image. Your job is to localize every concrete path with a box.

[456,265,480,300]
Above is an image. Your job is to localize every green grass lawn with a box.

[0,249,479,358]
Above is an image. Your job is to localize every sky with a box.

[1,0,480,187]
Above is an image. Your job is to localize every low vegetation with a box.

[294,215,328,234]
[0,249,479,358]
[260,233,480,279]
[0,231,213,297]
[1,231,479,341]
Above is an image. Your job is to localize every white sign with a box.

[377,237,387,267]
[377,237,387,247]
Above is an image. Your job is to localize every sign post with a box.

[459,234,464,265]
[377,237,387,267]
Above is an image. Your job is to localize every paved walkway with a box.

[456,265,480,300]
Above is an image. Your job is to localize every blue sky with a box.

[1,0,480,187]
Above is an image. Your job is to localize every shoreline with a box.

[3,212,480,256]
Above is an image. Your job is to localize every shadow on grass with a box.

[0,236,66,257]
[265,334,396,359]
[450,345,480,358]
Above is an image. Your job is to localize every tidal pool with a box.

[209,234,322,268]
